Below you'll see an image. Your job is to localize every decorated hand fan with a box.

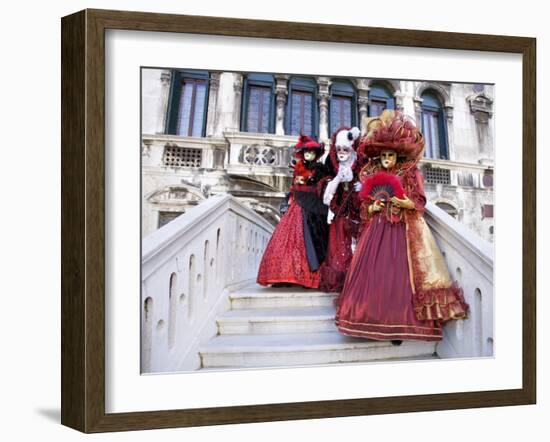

[359,171,405,202]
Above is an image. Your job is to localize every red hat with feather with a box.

[293,135,324,160]
[358,111,424,162]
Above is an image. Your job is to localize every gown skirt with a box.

[257,201,320,288]
[335,213,442,341]
[320,216,353,293]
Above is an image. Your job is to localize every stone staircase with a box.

[198,284,438,370]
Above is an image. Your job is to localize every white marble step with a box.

[229,284,337,309]
[199,331,437,368]
[217,306,337,334]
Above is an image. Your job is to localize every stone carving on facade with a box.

[467,92,494,124]
[468,91,494,164]
[240,144,277,166]
[147,184,206,205]
[142,140,152,158]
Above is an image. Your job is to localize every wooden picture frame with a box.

[61,8,536,433]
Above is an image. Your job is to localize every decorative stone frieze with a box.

[467,92,494,123]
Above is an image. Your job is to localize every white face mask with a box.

[303,150,317,161]
[336,147,352,162]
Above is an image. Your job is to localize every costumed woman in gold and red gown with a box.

[257,135,329,288]
[335,111,469,342]
[319,126,363,292]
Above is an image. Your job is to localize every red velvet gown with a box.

[257,161,328,288]
[319,178,361,293]
[335,169,442,341]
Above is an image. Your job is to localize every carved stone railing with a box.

[142,134,227,171]
[141,194,274,373]
[425,202,494,358]
[223,130,297,176]
[420,158,493,188]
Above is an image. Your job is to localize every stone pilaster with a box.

[205,72,221,137]
[232,73,244,132]
[468,93,494,164]
[413,97,423,128]
[156,70,172,134]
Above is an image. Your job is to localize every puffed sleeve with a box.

[406,168,427,213]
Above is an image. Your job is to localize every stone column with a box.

[231,73,244,132]
[358,92,369,133]
[156,70,172,134]
[317,77,331,141]
[354,79,369,134]
[413,97,423,127]
[444,104,455,160]
[394,92,405,112]
[205,72,221,137]
[275,75,289,135]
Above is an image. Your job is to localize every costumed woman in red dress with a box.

[319,126,363,292]
[257,135,329,288]
[335,111,469,343]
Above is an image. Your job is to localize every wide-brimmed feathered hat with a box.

[358,110,424,162]
[294,135,324,159]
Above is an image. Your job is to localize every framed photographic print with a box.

[61,8,536,433]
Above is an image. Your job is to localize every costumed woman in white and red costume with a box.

[257,135,329,288]
[335,111,469,342]
[319,126,363,292]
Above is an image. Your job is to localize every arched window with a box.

[241,73,275,134]
[286,77,317,137]
[421,91,448,159]
[329,80,357,134]
[368,83,395,117]
[166,70,210,137]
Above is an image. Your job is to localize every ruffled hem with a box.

[413,282,469,323]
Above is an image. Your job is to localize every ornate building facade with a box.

[141,68,495,241]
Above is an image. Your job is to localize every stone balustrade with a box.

[142,133,492,189]
[142,134,228,171]
[141,194,274,373]
[419,157,493,188]
[424,201,494,358]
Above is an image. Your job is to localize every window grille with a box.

[163,145,202,168]
[424,167,451,185]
